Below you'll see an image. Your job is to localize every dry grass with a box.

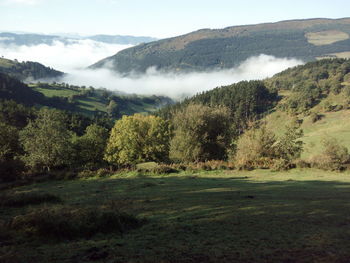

[305,30,349,46]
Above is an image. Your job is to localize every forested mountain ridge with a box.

[0,57,64,81]
[91,18,350,73]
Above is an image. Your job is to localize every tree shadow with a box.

[3,173,350,262]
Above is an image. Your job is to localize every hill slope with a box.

[159,58,350,161]
[91,18,350,73]
[0,72,173,117]
[0,57,64,81]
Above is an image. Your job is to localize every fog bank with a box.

[62,55,304,99]
[0,39,132,71]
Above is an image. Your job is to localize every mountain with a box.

[0,32,157,46]
[0,57,64,81]
[91,18,350,73]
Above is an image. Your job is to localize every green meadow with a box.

[2,168,350,262]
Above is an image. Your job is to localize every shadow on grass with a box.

[3,173,350,262]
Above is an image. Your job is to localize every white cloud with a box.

[62,54,304,99]
[0,39,132,71]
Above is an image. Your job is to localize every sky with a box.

[0,0,349,38]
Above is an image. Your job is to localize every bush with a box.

[271,158,291,171]
[309,112,323,123]
[136,162,159,172]
[10,206,144,241]
[151,165,178,174]
[294,159,311,168]
[96,168,112,177]
[0,159,24,182]
[233,124,276,170]
[77,170,96,179]
[312,137,349,171]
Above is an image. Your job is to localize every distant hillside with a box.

[0,32,157,46]
[91,18,350,73]
[31,82,174,117]
[0,57,64,81]
[0,72,174,117]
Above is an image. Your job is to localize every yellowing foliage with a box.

[104,114,170,166]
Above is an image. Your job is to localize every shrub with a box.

[312,137,349,171]
[271,158,290,171]
[233,124,276,170]
[151,165,178,174]
[96,168,112,177]
[294,159,311,168]
[309,112,323,123]
[77,170,96,179]
[136,162,159,172]
[10,206,144,241]
[0,159,24,182]
[233,123,303,170]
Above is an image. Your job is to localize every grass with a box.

[0,58,16,68]
[32,84,164,117]
[33,86,79,98]
[265,90,350,161]
[2,168,350,262]
[305,30,349,46]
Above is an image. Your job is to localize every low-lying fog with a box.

[0,40,303,99]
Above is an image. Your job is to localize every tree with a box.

[19,108,73,171]
[233,122,303,170]
[73,124,109,168]
[233,124,276,169]
[104,114,170,166]
[169,104,232,163]
[107,100,119,118]
[0,122,23,181]
[274,124,303,163]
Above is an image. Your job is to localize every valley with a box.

[1,10,350,263]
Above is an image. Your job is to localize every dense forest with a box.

[92,18,350,73]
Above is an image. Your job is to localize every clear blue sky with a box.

[0,0,349,38]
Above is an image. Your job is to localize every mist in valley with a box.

[0,40,304,99]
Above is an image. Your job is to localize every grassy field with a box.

[33,86,79,98]
[31,84,165,116]
[2,169,350,262]
[305,30,349,46]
